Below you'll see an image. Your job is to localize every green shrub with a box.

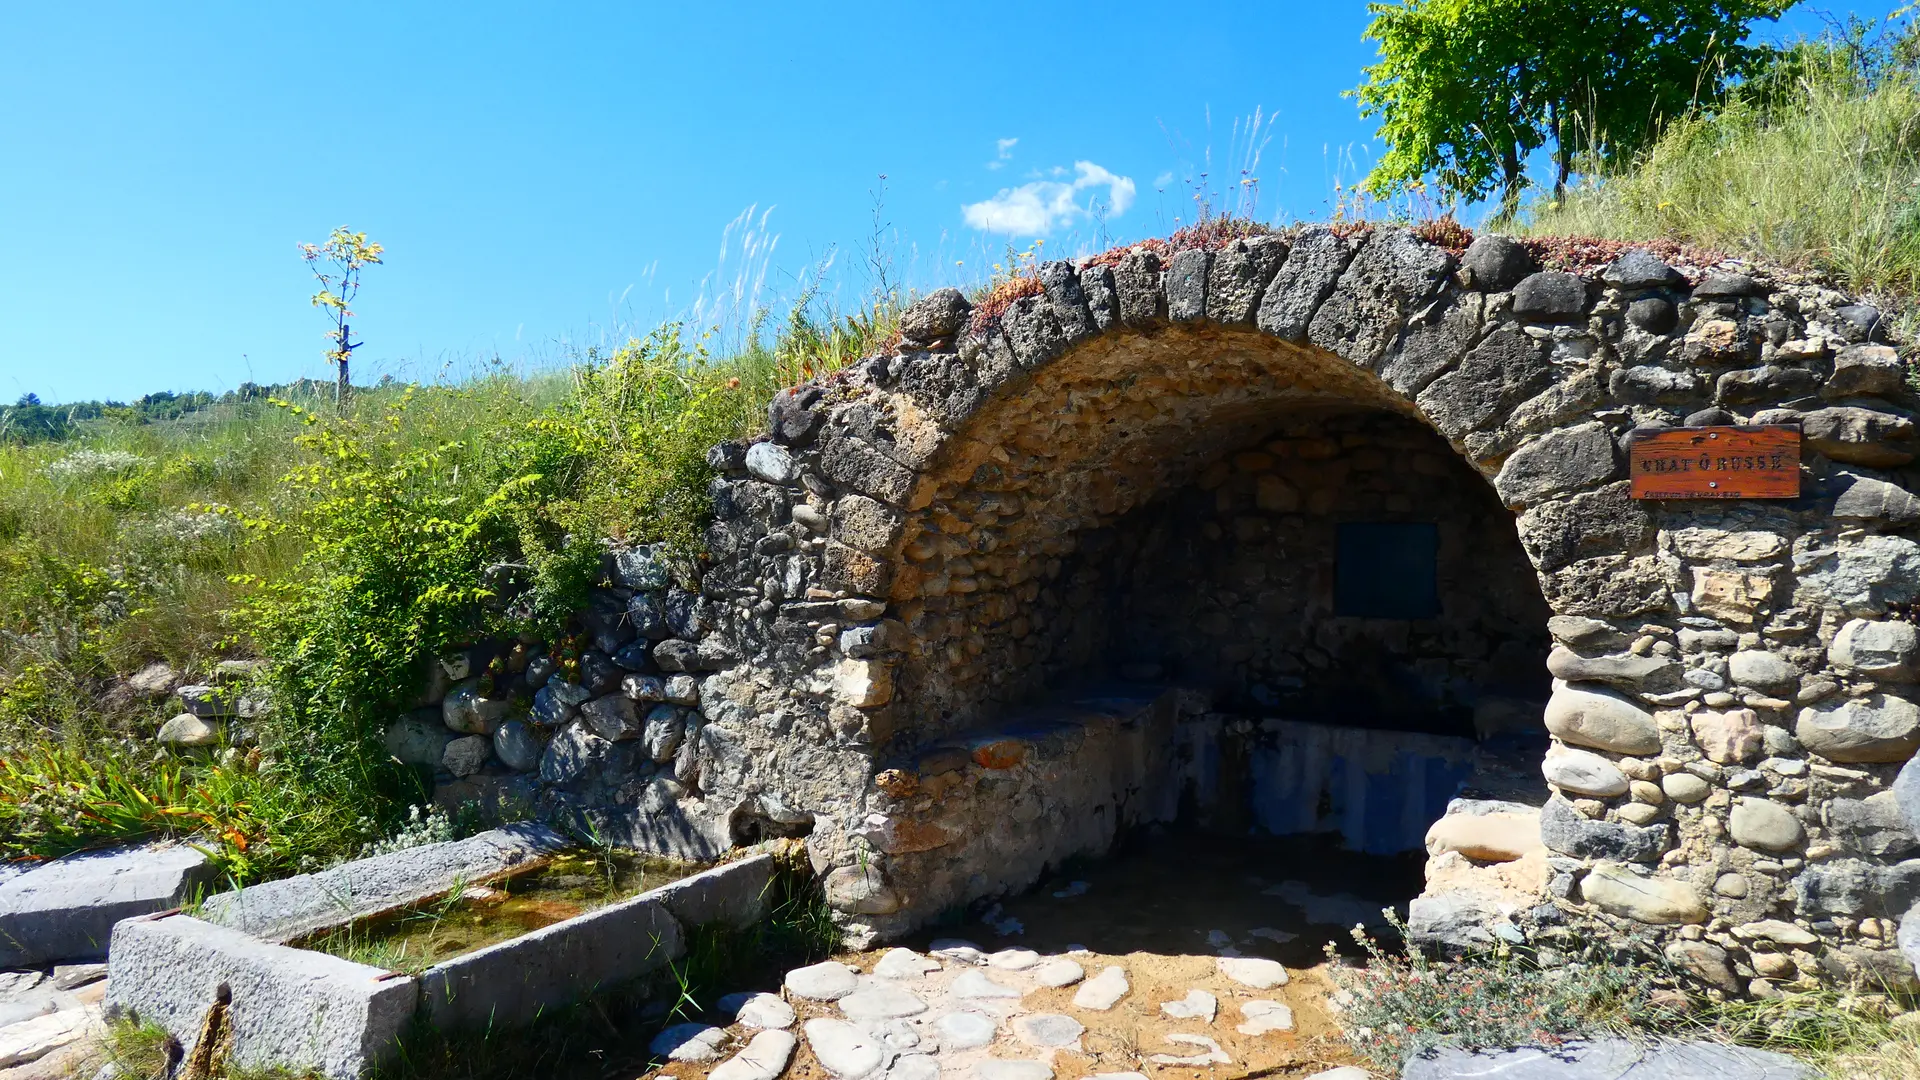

[225,332,768,867]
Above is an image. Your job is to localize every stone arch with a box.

[696,224,1920,986]
[878,303,1544,746]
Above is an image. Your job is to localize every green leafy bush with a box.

[224,332,767,867]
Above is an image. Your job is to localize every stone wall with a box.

[1087,409,1550,729]
[417,223,1920,995]
[390,548,775,862]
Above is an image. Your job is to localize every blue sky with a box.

[0,2,1845,403]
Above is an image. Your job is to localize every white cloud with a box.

[961,160,1137,236]
[987,137,1019,170]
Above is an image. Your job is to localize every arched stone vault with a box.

[692,224,1920,989]
[882,322,1526,740]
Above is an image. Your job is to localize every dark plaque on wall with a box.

[1334,522,1440,618]
[1628,425,1801,500]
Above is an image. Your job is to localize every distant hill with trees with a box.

[1,380,340,443]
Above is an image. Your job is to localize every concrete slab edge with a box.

[0,843,216,967]
[196,822,568,943]
[105,913,418,1080]
[649,853,777,932]
[418,891,685,1030]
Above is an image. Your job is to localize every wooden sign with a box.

[1629,425,1801,500]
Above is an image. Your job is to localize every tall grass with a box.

[1527,40,1920,301]
[0,395,314,734]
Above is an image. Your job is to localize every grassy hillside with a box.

[0,303,892,876]
[1526,34,1920,309]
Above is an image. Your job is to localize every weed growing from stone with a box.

[1327,913,1668,1072]
[101,1016,319,1079]
[1684,988,1920,1078]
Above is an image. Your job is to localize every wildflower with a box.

[45,449,149,483]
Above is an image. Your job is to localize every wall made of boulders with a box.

[1090,408,1549,727]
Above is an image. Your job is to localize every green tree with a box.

[300,227,384,411]
[1351,0,1791,216]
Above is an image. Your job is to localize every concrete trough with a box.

[105,839,778,1079]
[417,890,683,1029]
[197,822,569,943]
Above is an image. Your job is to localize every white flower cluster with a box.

[44,448,149,483]
[130,508,239,548]
[354,804,456,859]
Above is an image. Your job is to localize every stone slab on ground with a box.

[105,913,418,1080]
[787,962,860,1001]
[1237,999,1293,1035]
[1160,989,1217,1021]
[935,1010,998,1050]
[1071,965,1128,1009]
[1011,1013,1083,1048]
[0,989,65,1031]
[875,948,941,980]
[1031,958,1084,987]
[0,974,45,1004]
[1400,1038,1812,1079]
[0,843,213,966]
[652,1023,731,1062]
[988,948,1040,970]
[719,991,795,1030]
[1149,1033,1232,1065]
[929,939,988,965]
[952,970,1022,999]
[803,1017,887,1078]
[838,986,928,1020]
[196,822,567,943]
[48,964,104,991]
[888,1053,940,1080]
[710,1029,797,1080]
[0,1005,99,1070]
[1217,956,1289,989]
[417,890,684,1030]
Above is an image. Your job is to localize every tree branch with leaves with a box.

[1350,0,1791,219]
